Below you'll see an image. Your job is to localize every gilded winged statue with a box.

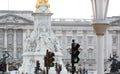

[36,0,50,9]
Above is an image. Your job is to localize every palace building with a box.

[0,10,120,70]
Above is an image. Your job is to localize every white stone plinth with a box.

[19,3,67,74]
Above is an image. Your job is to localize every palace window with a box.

[87,36,94,45]
[16,30,23,45]
[88,48,94,59]
[17,50,22,59]
[7,30,14,45]
[0,30,4,45]
[67,36,72,46]
[79,48,83,59]
[8,35,13,44]
[57,36,62,46]
[79,52,83,60]
[66,48,71,59]
[112,36,117,46]
[77,36,83,45]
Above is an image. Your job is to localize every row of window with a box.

[66,49,94,59]
[57,36,95,46]
[0,29,118,47]
[0,29,23,46]
[57,35,118,47]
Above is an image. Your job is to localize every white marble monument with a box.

[18,1,67,74]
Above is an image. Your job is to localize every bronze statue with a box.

[107,54,119,73]
[36,0,50,9]
[0,51,10,73]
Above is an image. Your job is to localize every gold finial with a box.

[36,0,50,9]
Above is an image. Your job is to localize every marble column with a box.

[23,29,27,52]
[92,23,109,74]
[117,31,120,60]
[14,29,17,59]
[4,29,9,72]
[83,30,87,59]
[105,30,112,59]
[62,30,66,48]
[104,30,107,59]
[4,29,7,50]
[83,30,87,48]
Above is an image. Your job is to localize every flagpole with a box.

[8,0,9,11]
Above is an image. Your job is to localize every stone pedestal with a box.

[18,3,67,74]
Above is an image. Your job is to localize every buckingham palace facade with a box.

[0,10,120,70]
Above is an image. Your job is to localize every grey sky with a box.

[0,0,119,19]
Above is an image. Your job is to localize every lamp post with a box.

[91,0,109,74]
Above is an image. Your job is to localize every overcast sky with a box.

[0,0,120,19]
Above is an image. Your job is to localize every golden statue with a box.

[36,0,50,9]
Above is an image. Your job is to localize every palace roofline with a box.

[0,10,119,26]
[0,10,33,14]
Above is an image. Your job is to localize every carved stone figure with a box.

[36,0,50,9]
[25,29,31,52]
[19,2,67,73]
